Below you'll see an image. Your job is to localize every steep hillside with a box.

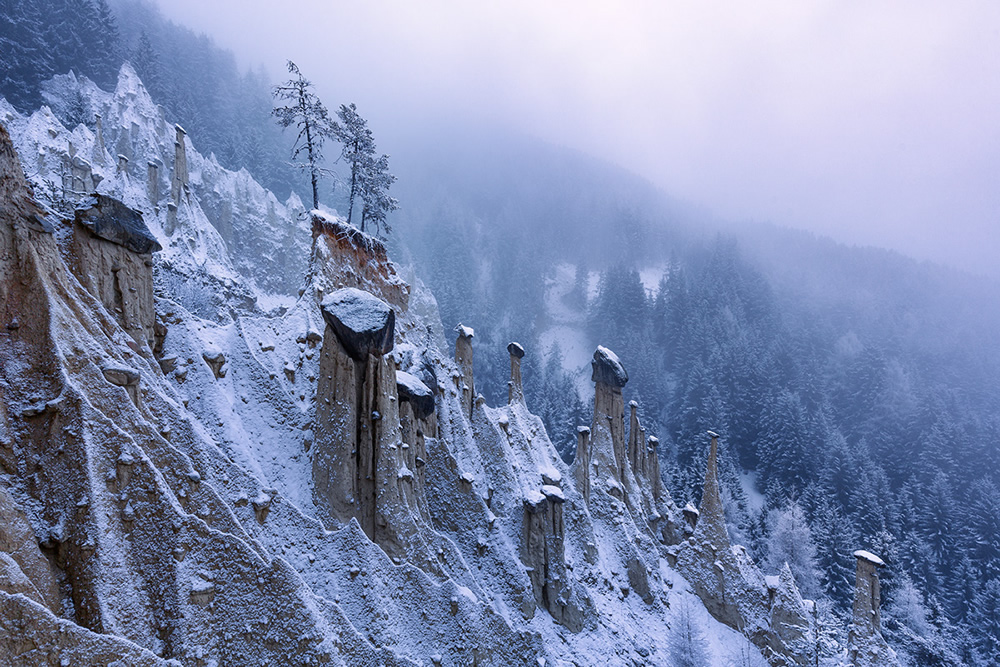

[0,66,877,666]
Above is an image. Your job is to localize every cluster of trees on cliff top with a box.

[272,61,397,237]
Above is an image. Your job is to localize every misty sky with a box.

[154,0,1000,278]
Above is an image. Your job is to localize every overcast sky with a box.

[155,0,1000,278]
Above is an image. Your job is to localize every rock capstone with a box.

[73,194,162,255]
[591,345,628,388]
[396,370,434,420]
[321,288,395,360]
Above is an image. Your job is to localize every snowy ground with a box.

[539,263,594,399]
[539,262,668,400]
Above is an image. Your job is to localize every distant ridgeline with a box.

[0,64,910,665]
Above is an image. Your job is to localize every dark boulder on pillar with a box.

[74,194,162,254]
[396,370,435,420]
[321,287,395,360]
[591,345,628,387]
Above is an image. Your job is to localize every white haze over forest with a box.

[154,0,1000,279]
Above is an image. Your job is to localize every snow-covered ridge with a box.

[2,64,310,298]
[0,67,891,666]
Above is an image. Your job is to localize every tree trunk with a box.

[305,119,318,210]
[347,151,358,226]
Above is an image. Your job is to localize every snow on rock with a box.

[591,345,628,387]
[320,287,395,360]
[395,370,434,419]
[74,193,161,254]
[101,364,139,386]
[853,549,886,567]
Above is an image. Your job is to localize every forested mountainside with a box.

[391,127,1000,665]
[1,1,999,664]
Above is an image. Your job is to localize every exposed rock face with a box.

[520,484,582,631]
[396,370,435,503]
[310,211,409,309]
[396,370,434,420]
[201,347,226,378]
[170,124,187,205]
[571,426,591,503]
[146,161,159,209]
[591,345,627,388]
[314,288,399,538]
[765,564,813,666]
[590,345,628,489]
[67,153,97,194]
[101,363,141,405]
[67,194,160,351]
[0,485,60,613]
[73,194,160,254]
[676,432,771,647]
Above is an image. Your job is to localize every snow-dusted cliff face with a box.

[0,67,883,666]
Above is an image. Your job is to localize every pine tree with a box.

[967,478,1000,581]
[130,31,161,98]
[272,61,333,210]
[359,152,398,237]
[91,0,122,88]
[333,102,374,227]
[667,598,711,667]
[755,390,813,492]
[970,579,1000,664]
[812,498,858,608]
[765,500,822,599]
[0,0,53,110]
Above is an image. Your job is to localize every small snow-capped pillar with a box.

[647,436,662,500]
[507,341,525,404]
[572,426,592,504]
[147,161,160,210]
[851,550,885,641]
[116,153,129,175]
[627,400,645,481]
[521,484,577,630]
[396,368,435,512]
[92,113,107,165]
[591,345,628,485]
[766,563,814,665]
[171,124,188,205]
[69,154,95,196]
[694,430,729,550]
[454,324,475,417]
[396,370,435,441]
